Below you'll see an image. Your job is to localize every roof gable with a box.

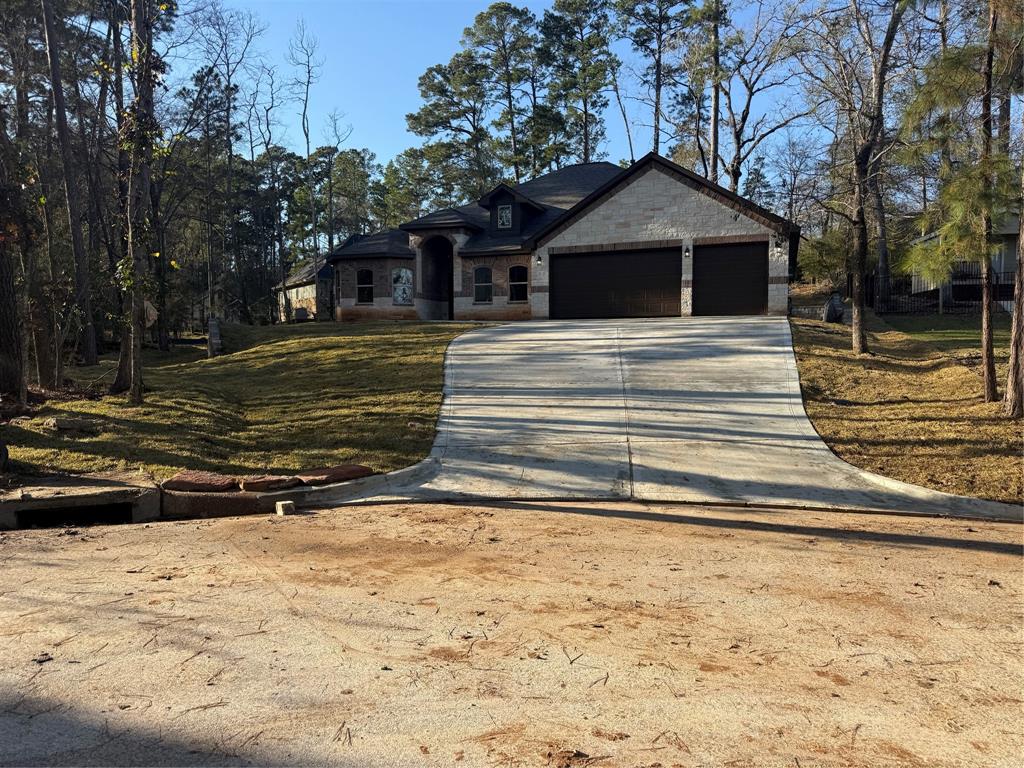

[399,162,622,240]
[477,183,545,213]
[533,153,797,248]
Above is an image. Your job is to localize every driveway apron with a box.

[349,318,1020,520]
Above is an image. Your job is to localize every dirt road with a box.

[0,502,1020,766]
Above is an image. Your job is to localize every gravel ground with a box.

[0,502,1020,767]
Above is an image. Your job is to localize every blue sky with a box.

[228,0,650,166]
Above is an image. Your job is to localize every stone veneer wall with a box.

[334,258,418,321]
[280,280,331,321]
[532,165,790,317]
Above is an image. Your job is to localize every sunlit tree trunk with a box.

[1005,198,1023,417]
[979,2,998,402]
[125,0,157,405]
[709,0,720,183]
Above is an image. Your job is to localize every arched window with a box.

[474,266,493,303]
[356,269,374,304]
[392,267,413,305]
[508,265,528,303]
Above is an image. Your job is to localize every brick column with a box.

[530,247,550,318]
[767,235,790,315]
[680,239,694,316]
[451,233,469,296]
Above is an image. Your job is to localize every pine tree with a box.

[407,50,500,202]
[463,3,537,182]
[613,0,691,155]
[539,0,613,164]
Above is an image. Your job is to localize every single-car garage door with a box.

[692,241,768,315]
[550,248,682,319]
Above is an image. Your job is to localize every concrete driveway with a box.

[340,318,1018,519]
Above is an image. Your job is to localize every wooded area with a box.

[0,0,1021,413]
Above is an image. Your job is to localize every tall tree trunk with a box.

[204,108,216,329]
[71,43,113,348]
[225,81,237,319]
[727,152,741,192]
[111,10,134,394]
[126,0,156,405]
[505,79,521,182]
[529,75,540,176]
[979,2,998,402]
[35,113,59,389]
[0,112,29,400]
[868,158,890,310]
[652,47,662,155]
[581,91,591,164]
[850,160,870,355]
[845,2,905,355]
[709,0,720,183]
[40,0,98,367]
[611,75,634,164]
[0,184,22,397]
[1005,196,1024,417]
[151,196,169,351]
[326,151,335,253]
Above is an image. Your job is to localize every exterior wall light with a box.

[683,246,691,258]
[536,253,543,264]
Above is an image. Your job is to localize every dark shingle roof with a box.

[400,156,799,256]
[513,162,623,209]
[397,205,481,230]
[276,260,332,289]
[326,229,414,261]
[401,162,622,254]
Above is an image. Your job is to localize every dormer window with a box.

[497,204,512,230]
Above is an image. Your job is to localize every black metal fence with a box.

[853,271,1017,314]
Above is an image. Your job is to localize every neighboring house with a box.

[331,152,799,321]
[911,215,1020,311]
[327,229,417,320]
[275,260,333,322]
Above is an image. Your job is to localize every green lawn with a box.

[883,313,1012,354]
[3,321,473,480]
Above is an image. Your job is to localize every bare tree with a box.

[709,0,722,182]
[288,19,323,308]
[795,0,910,354]
[198,1,263,319]
[719,0,820,192]
[324,109,353,255]
[254,64,290,322]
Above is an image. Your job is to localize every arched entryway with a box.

[421,236,454,320]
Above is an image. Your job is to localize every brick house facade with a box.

[329,153,799,322]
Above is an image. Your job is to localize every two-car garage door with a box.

[549,248,682,319]
[549,242,768,318]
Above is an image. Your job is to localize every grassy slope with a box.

[790,312,1021,504]
[3,321,472,480]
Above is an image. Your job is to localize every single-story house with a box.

[911,215,1020,311]
[327,229,417,321]
[274,260,333,322]
[330,152,800,321]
